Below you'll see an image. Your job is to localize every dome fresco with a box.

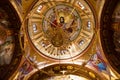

[27,0,95,60]
[0,0,120,79]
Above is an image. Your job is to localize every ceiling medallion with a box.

[42,4,81,47]
[27,0,95,60]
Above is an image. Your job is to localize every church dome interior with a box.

[0,0,120,80]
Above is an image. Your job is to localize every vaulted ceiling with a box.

[0,0,120,80]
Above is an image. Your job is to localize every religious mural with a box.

[87,47,107,72]
[112,1,120,53]
[0,5,22,79]
[4,0,119,79]
[86,46,114,79]
[15,60,33,80]
[0,35,15,65]
[0,8,15,66]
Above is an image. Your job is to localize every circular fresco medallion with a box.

[42,4,81,47]
[27,0,95,60]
